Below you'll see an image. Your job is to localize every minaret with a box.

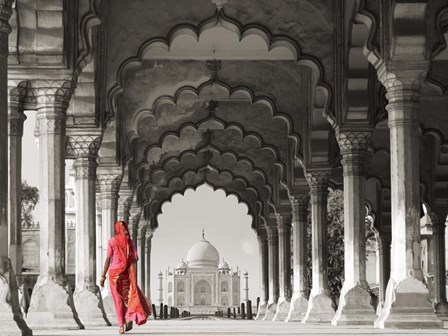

[243,271,249,303]
[157,271,163,304]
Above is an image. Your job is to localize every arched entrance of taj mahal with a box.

[1,0,448,334]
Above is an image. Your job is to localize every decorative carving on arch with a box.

[142,150,273,209]
[143,170,265,231]
[127,79,297,163]
[138,120,283,187]
[107,8,331,125]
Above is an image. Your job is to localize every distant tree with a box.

[21,180,39,227]
[300,189,376,305]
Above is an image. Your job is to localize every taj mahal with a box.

[158,232,245,315]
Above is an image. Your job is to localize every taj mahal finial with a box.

[202,229,205,239]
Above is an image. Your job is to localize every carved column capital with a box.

[376,62,429,126]
[8,111,26,137]
[426,209,447,233]
[337,131,372,154]
[66,133,102,159]
[305,169,331,194]
[289,193,309,224]
[97,173,122,193]
[73,157,97,180]
[289,194,309,211]
[337,131,372,176]
[33,80,74,112]
[97,172,122,209]
[266,226,278,241]
[118,191,133,211]
[33,80,73,136]
[128,206,142,240]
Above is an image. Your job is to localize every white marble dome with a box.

[175,260,187,270]
[186,236,220,268]
[218,260,229,270]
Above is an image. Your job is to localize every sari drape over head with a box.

[108,220,151,326]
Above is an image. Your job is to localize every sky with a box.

[22,112,260,303]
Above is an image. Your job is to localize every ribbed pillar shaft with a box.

[137,225,146,293]
[255,235,268,320]
[97,171,122,299]
[431,214,448,320]
[8,104,26,275]
[267,229,279,305]
[0,3,32,334]
[145,229,153,299]
[375,65,441,328]
[263,227,279,320]
[286,193,309,322]
[303,169,335,323]
[27,81,83,329]
[333,132,376,325]
[273,214,292,321]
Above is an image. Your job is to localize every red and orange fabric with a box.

[108,220,152,326]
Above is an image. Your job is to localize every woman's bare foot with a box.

[119,325,125,334]
[126,320,133,332]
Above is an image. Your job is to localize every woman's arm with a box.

[99,256,111,287]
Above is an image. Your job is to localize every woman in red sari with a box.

[100,220,152,334]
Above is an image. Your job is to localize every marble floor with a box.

[27,318,448,336]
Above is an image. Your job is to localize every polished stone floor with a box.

[29,318,448,336]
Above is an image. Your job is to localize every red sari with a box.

[108,221,152,326]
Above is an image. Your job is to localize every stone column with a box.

[137,222,147,292]
[27,80,83,329]
[68,132,110,326]
[0,2,32,334]
[8,94,26,275]
[263,226,279,320]
[128,204,141,243]
[332,131,376,325]
[286,194,309,322]
[117,186,133,223]
[273,214,292,321]
[430,212,448,320]
[145,227,154,300]
[374,65,441,328]
[255,234,268,320]
[97,169,122,322]
[302,169,335,323]
[376,230,391,315]
[95,192,103,294]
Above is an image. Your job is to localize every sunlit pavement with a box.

[30,318,448,336]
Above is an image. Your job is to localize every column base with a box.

[255,301,268,320]
[74,287,112,327]
[18,284,30,315]
[0,257,33,336]
[272,298,290,321]
[286,293,308,322]
[374,276,442,329]
[332,283,376,326]
[102,290,118,326]
[26,276,83,330]
[302,293,335,323]
[262,302,277,320]
[435,300,448,321]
